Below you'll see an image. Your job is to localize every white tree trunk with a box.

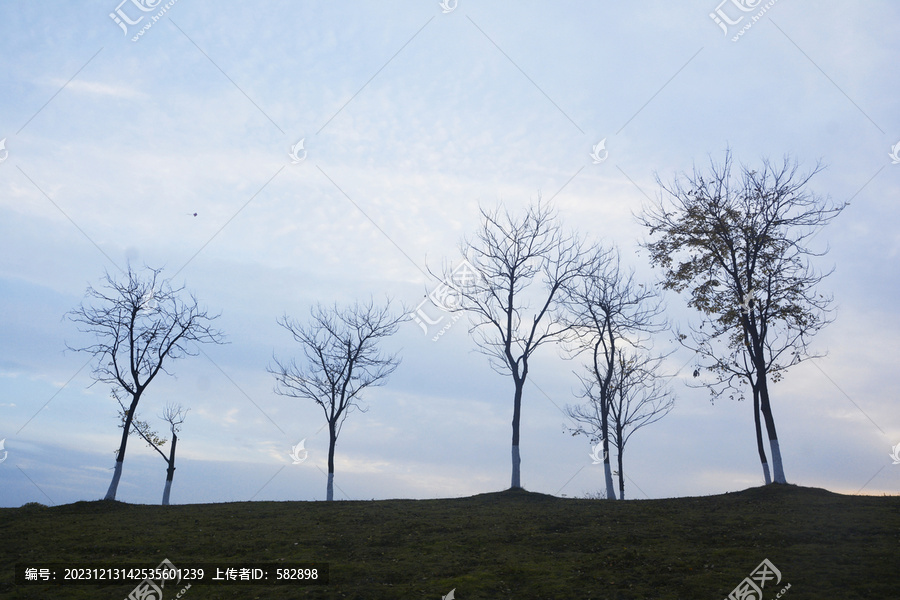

[327,472,334,501]
[105,460,123,500]
[604,461,617,500]
[769,438,786,483]
[761,461,772,485]
[511,445,521,489]
[162,479,172,505]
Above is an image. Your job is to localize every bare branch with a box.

[65,264,224,500]
[560,243,672,499]
[638,149,845,484]
[639,150,843,400]
[269,298,407,500]
[430,196,584,488]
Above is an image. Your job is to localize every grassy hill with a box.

[1,484,897,599]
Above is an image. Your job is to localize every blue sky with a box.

[1,1,898,506]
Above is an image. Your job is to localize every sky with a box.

[1,1,898,507]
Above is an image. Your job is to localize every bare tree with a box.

[158,403,187,505]
[116,392,188,505]
[639,150,845,484]
[562,245,667,499]
[437,198,583,489]
[607,350,674,499]
[270,299,407,501]
[67,265,224,500]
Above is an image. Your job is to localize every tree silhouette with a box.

[606,350,674,499]
[437,198,583,489]
[67,265,224,500]
[639,150,845,484]
[562,245,668,499]
[116,392,188,505]
[270,299,406,501]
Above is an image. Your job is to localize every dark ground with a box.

[2,484,898,599]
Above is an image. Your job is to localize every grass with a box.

[1,484,897,599]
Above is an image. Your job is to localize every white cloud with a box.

[48,79,143,99]
[1,0,898,506]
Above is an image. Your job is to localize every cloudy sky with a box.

[1,1,898,507]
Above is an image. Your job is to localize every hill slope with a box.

[2,485,898,599]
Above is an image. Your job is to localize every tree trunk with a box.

[768,436,784,484]
[162,433,177,506]
[162,478,173,506]
[747,325,786,485]
[327,423,337,501]
[106,392,141,500]
[600,335,616,499]
[510,379,523,489]
[752,384,771,485]
[616,426,625,500]
[603,459,616,500]
[600,399,616,500]
[105,460,124,501]
[757,372,786,483]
